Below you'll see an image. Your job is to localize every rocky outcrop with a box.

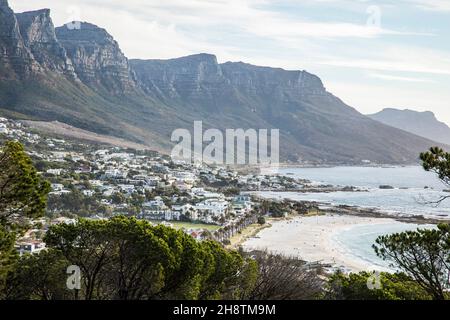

[131,54,226,100]
[55,22,137,94]
[0,0,39,79]
[220,62,326,98]
[16,9,77,79]
[131,54,326,101]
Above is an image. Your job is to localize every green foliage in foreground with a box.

[421,147,450,186]
[373,223,450,300]
[0,141,50,288]
[3,216,258,300]
[1,141,450,301]
[0,141,50,225]
[326,271,432,300]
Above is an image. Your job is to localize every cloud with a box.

[368,73,435,83]
[320,45,450,76]
[405,0,450,12]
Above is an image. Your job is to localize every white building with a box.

[47,168,64,176]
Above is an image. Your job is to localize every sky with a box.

[8,0,450,124]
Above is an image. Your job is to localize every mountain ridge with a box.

[368,108,450,145]
[0,0,444,164]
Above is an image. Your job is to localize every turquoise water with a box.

[332,223,436,272]
[255,166,446,270]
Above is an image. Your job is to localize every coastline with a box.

[234,190,446,273]
[241,213,434,273]
[232,165,450,272]
[226,214,301,250]
[247,191,450,225]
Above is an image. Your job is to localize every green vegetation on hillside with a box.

[0,141,50,289]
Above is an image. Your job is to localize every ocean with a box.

[277,166,450,219]
[245,166,446,271]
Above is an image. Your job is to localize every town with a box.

[1,117,316,255]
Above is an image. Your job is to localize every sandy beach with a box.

[242,214,429,273]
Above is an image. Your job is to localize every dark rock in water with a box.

[379,185,394,189]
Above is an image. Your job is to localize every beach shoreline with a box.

[241,212,436,273]
[242,213,414,272]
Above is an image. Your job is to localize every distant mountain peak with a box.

[0,0,41,79]
[56,22,115,44]
[182,53,218,61]
[369,108,450,145]
[17,8,51,16]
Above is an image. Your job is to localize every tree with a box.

[40,216,257,300]
[4,249,71,300]
[0,141,50,291]
[257,216,266,225]
[373,224,450,300]
[198,241,257,300]
[325,271,432,300]
[246,251,323,300]
[44,217,172,300]
[0,141,50,225]
[111,192,126,205]
[420,147,450,204]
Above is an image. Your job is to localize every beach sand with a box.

[242,214,408,272]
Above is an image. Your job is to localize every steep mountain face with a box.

[368,108,450,145]
[132,54,226,101]
[55,22,137,94]
[221,62,325,97]
[0,0,444,164]
[131,56,439,163]
[0,0,39,79]
[15,9,77,79]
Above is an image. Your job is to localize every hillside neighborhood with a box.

[1,117,313,254]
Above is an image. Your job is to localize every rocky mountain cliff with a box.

[131,55,440,163]
[55,22,137,94]
[0,0,39,79]
[16,9,77,79]
[0,0,443,164]
[368,108,450,145]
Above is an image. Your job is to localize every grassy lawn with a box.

[150,220,221,231]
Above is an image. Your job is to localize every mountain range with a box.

[0,0,443,164]
[368,108,450,145]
